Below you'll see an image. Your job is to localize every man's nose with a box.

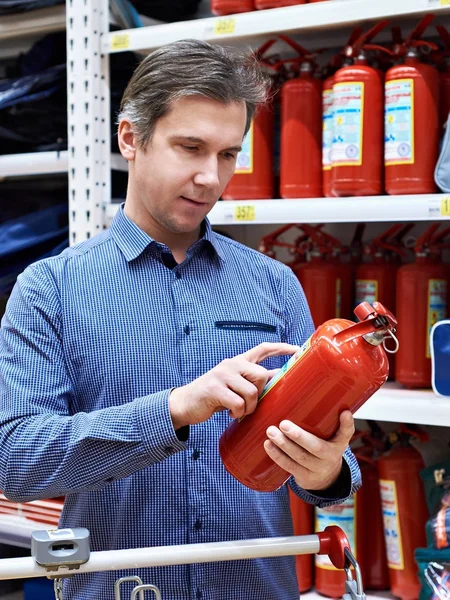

[193,156,220,188]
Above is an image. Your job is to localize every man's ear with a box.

[117,119,137,161]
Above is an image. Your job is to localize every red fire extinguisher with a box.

[385,15,440,195]
[278,36,323,198]
[258,223,308,269]
[356,224,413,379]
[293,225,353,325]
[331,21,390,197]
[222,40,278,201]
[219,301,398,492]
[288,491,314,592]
[378,426,429,600]
[436,25,450,130]
[395,224,450,389]
[210,0,254,15]
[255,0,305,7]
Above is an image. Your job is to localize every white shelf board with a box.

[104,0,450,54]
[355,382,449,427]
[0,5,66,41]
[0,152,128,179]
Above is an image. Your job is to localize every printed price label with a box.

[234,205,255,222]
[441,198,450,217]
[214,17,236,35]
[427,0,450,6]
[111,33,130,51]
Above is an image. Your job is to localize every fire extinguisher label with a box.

[385,79,414,166]
[315,496,356,569]
[234,122,254,174]
[355,279,378,305]
[322,89,333,170]
[379,479,404,570]
[427,280,448,358]
[331,82,363,167]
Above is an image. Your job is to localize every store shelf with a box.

[0,152,128,179]
[104,195,450,226]
[355,382,449,427]
[0,5,66,42]
[104,0,450,54]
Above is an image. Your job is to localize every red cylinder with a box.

[356,258,399,379]
[280,64,323,198]
[331,54,384,196]
[294,254,353,326]
[219,303,393,492]
[385,52,440,194]
[222,102,274,200]
[288,491,313,592]
[322,74,334,197]
[378,447,428,600]
[395,257,449,388]
[440,64,450,131]
[210,0,254,15]
[356,453,389,591]
[255,0,305,7]
[315,496,362,597]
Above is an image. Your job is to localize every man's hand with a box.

[264,411,355,491]
[169,343,298,430]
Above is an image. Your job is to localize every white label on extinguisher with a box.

[426,279,448,358]
[355,279,378,306]
[385,79,414,166]
[379,479,404,570]
[234,122,254,174]
[323,88,333,170]
[315,496,356,569]
[335,278,342,318]
[331,82,363,167]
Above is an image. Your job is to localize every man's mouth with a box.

[180,195,208,206]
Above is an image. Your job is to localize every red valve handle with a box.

[317,526,351,570]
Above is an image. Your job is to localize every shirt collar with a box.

[110,203,225,262]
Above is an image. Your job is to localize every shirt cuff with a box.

[133,390,189,461]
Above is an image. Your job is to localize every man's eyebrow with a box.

[172,135,242,152]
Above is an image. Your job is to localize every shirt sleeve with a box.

[0,262,188,503]
[280,267,361,505]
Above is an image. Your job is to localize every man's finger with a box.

[330,411,355,448]
[243,342,299,364]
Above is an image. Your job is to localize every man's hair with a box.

[118,39,270,148]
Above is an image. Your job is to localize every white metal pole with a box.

[0,535,320,580]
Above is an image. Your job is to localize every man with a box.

[0,40,360,599]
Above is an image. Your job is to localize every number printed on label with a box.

[213,17,236,35]
[234,206,255,222]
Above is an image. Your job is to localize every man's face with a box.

[126,96,247,235]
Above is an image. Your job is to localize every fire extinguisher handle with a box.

[317,525,350,570]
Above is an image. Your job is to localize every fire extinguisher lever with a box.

[343,547,366,600]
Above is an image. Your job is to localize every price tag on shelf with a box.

[214,17,236,36]
[441,197,450,217]
[111,33,130,51]
[428,0,450,6]
[234,205,256,222]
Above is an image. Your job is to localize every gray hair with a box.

[117,39,271,148]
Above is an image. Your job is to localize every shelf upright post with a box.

[66,0,111,244]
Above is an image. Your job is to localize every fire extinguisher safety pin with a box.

[382,330,400,354]
[343,547,366,600]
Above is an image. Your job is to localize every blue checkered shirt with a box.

[0,205,360,600]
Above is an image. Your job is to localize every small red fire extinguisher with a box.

[331,21,390,197]
[288,491,314,592]
[210,0,254,15]
[222,40,278,201]
[219,301,398,492]
[279,36,323,198]
[356,224,413,379]
[385,15,440,195]
[258,223,313,271]
[378,426,429,600]
[395,224,450,388]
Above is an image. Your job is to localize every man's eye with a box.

[222,152,236,160]
[182,145,198,152]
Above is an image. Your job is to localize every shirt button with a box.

[196,589,203,599]
[164,446,174,454]
[194,518,202,531]
[184,325,190,335]
[192,449,200,460]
